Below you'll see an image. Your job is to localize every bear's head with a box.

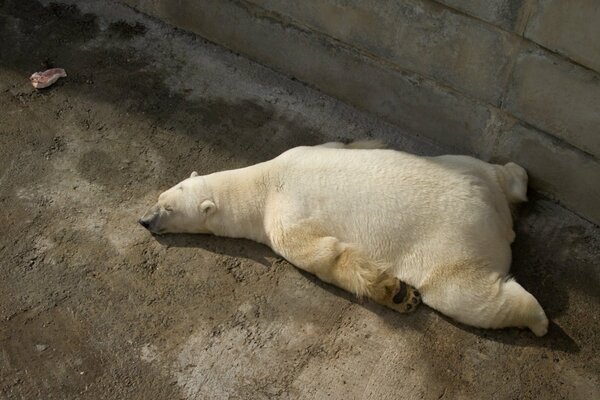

[138,171,216,234]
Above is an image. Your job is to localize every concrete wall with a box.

[121,0,600,225]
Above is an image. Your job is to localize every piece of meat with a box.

[30,68,67,89]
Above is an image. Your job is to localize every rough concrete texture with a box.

[503,49,600,158]
[1,1,599,399]
[248,0,518,105]
[525,0,600,73]
[435,0,531,32]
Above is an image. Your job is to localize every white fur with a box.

[141,142,548,336]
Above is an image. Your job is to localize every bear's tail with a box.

[496,162,528,204]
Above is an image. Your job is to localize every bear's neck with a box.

[205,162,272,244]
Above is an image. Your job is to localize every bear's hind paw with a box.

[372,275,421,314]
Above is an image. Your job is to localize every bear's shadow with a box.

[299,269,580,353]
[152,227,580,354]
[154,232,274,268]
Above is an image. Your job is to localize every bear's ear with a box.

[200,199,216,214]
[190,171,199,178]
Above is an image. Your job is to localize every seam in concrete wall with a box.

[524,32,600,77]
[513,0,536,36]
[433,0,599,75]
[514,0,537,36]
[234,0,487,107]
[238,0,599,158]
[247,0,520,106]
[233,0,499,151]
[497,37,524,110]
[431,0,533,36]
[496,47,599,160]
[512,117,598,165]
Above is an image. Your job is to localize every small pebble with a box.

[35,344,48,352]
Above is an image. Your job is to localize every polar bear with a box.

[139,141,549,336]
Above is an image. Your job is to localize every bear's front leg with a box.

[269,220,420,313]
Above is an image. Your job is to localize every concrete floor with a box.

[0,1,598,399]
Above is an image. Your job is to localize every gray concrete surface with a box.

[525,0,600,73]
[504,49,600,158]
[249,0,519,104]
[121,0,600,226]
[435,0,533,32]
[0,1,599,399]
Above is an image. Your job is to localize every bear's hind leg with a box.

[331,245,421,313]
[270,221,420,313]
[420,262,548,336]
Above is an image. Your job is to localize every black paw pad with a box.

[393,282,408,304]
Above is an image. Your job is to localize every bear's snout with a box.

[138,218,151,229]
[139,205,160,232]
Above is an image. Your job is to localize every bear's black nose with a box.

[138,219,150,229]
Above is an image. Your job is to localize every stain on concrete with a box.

[108,20,147,39]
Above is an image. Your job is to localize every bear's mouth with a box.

[152,228,168,235]
[139,218,166,235]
